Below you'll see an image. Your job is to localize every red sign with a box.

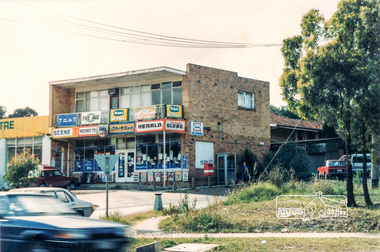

[204,163,214,176]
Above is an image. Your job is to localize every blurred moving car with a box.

[317,160,347,179]
[33,168,81,189]
[10,187,95,217]
[0,192,130,252]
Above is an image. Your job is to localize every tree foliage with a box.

[8,107,38,118]
[3,150,40,188]
[266,143,312,181]
[270,105,300,119]
[279,0,380,206]
[0,106,5,119]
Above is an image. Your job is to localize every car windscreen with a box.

[7,195,76,216]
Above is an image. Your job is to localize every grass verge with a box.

[125,237,380,252]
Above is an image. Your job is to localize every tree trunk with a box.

[345,122,357,207]
[372,135,380,189]
[361,123,372,206]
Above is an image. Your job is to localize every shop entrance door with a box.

[115,150,135,183]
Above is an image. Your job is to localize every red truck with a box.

[317,160,347,179]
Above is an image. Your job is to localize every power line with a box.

[0,0,283,48]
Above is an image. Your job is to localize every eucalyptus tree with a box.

[279,0,379,206]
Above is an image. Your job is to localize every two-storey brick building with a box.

[49,64,270,187]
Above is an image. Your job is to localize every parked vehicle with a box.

[0,192,130,252]
[351,153,371,176]
[10,187,95,217]
[33,168,81,189]
[339,154,371,176]
[317,160,347,179]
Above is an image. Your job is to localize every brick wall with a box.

[49,85,75,127]
[182,64,270,185]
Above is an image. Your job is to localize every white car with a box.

[10,187,95,217]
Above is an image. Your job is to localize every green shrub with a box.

[226,183,281,204]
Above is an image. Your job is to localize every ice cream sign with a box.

[165,104,183,119]
[109,109,129,123]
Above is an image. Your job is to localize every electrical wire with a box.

[0,0,283,48]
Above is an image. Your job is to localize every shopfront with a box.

[52,117,187,184]
[0,116,51,188]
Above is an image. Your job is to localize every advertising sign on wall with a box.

[57,114,77,127]
[109,109,129,123]
[190,121,204,136]
[109,122,135,135]
[165,104,183,119]
[135,120,165,133]
[135,106,156,120]
[165,119,186,134]
[53,127,78,138]
[81,111,101,125]
[78,126,98,137]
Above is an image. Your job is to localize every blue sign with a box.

[57,114,78,127]
[182,155,187,169]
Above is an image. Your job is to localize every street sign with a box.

[94,155,119,173]
[94,154,119,218]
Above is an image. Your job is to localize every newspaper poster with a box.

[175,171,182,181]
[183,171,188,182]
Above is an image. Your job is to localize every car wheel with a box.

[76,210,85,216]
[39,183,47,187]
[29,239,50,252]
[69,182,76,190]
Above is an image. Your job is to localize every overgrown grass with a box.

[102,176,380,235]
[159,179,380,233]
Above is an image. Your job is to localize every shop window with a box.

[74,139,115,172]
[136,133,181,170]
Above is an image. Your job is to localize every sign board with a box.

[109,122,135,135]
[165,104,183,119]
[53,127,78,138]
[109,109,129,123]
[81,111,101,125]
[190,121,204,136]
[135,120,165,133]
[94,155,119,174]
[135,106,156,120]
[78,126,98,137]
[57,114,77,127]
[165,119,186,134]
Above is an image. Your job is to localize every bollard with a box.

[154,193,163,211]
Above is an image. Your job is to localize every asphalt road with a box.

[74,187,228,219]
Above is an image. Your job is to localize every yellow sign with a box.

[109,108,129,123]
[166,104,183,118]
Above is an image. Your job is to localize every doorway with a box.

[115,150,135,182]
[217,153,236,185]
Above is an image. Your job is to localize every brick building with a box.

[49,64,270,187]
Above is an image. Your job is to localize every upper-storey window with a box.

[75,90,108,112]
[151,81,182,105]
[75,81,182,113]
[238,91,254,109]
